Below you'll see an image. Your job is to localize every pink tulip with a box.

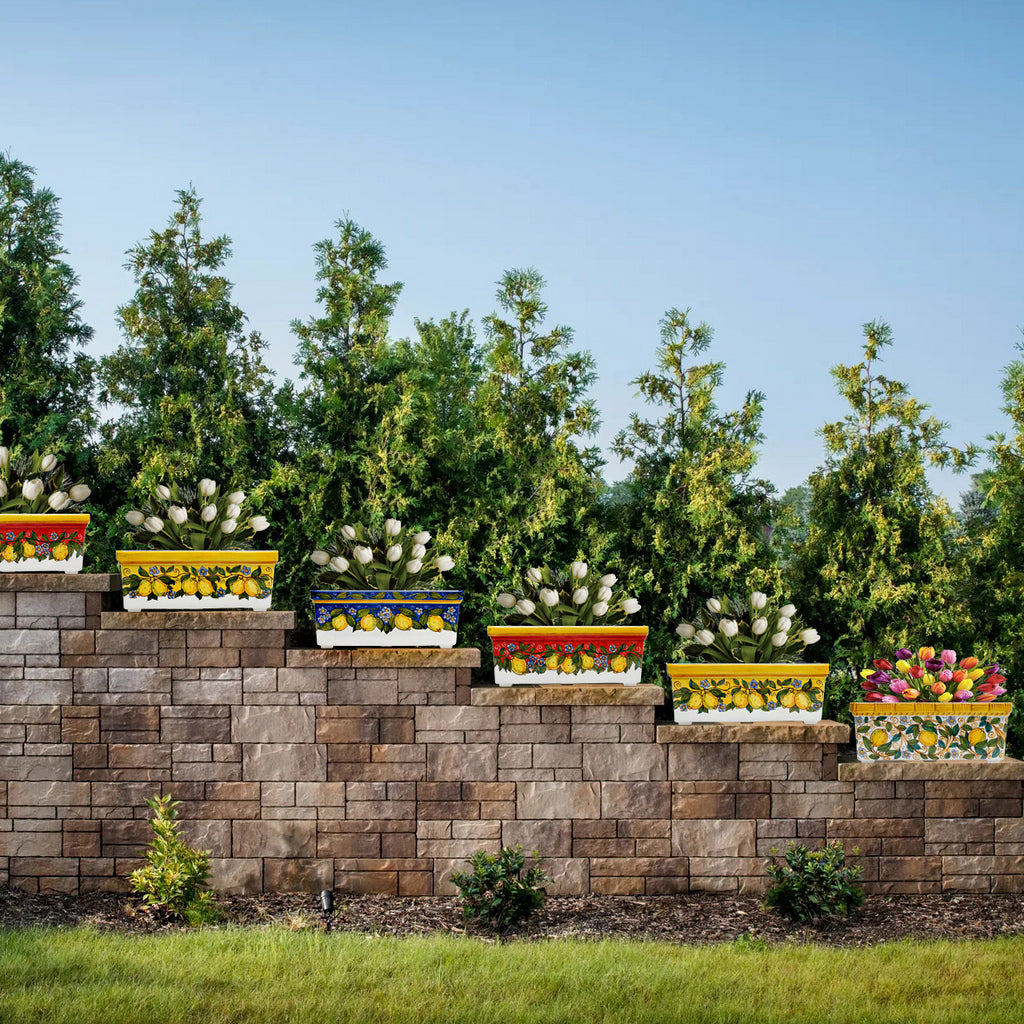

[938,669,953,683]
[954,689,973,701]
[889,680,909,694]
[881,695,900,703]
[941,650,956,665]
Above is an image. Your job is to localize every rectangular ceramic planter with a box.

[116,550,278,610]
[0,514,89,573]
[312,590,462,648]
[851,701,1013,761]
[668,663,829,723]
[487,626,649,686]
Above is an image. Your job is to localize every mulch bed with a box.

[3,888,1024,946]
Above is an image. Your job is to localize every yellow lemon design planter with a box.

[668,663,829,723]
[116,551,278,611]
[488,626,648,686]
[0,514,89,573]
[851,702,1012,761]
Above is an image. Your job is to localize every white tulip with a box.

[0,480,6,498]
[329,556,349,573]
[69,484,91,502]
[225,504,241,520]
[144,515,164,533]
[385,544,402,562]
[776,616,792,632]
[597,586,612,602]
[200,505,217,522]
[353,546,373,564]
[220,519,237,535]
[249,516,269,532]
[771,631,789,647]
[707,598,721,613]
[199,478,217,497]
[47,490,68,510]
[752,617,768,636]
[572,587,589,605]
[0,446,7,467]
[526,568,542,584]
[310,550,330,565]
[720,619,739,637]
[600,574,617,587]
[405,558,423,574]
[621,598,641,615]
[22,479,43,501]
[516,598,536,616]
[435,555,455,572]
[800,628,820,645]
[751,591,767,611]
[125,510,145,527]
[227,491,245,505]
[341,525,356,540]
[167,506,188,525]
[676,622,696,639]
[413,531,430,544]
[496,592,517,609]
[155,484,171,500]
[40,454,57,472]
[592,601,609,616]
[411,543,426,559]
[696,629,715,645]
[571,561,588,579]
[384,518,402,537]
[780,604,796,618]
[540,588,559,607]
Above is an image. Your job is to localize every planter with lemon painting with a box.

[852,702,1012,761]
[0,514,89,573]
[668,663,829,724]
[312,590,463,648]
[116,550,278,611]
[488,626,648,686]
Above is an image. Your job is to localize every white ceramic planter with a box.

[0,514,89,574]
[312,590,463,648]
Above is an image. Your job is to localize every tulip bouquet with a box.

[495,561,641,626]
[310,519,455,590]
[859,647,1007,704]
[675,593,820,664]
[0,446,91,514]
[124,479,270,551]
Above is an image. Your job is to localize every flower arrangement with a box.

[123,479,269,550]
[495,561,640,626]
[675,592,820,663]
[859,647,1007,703]
[0,446,91,513]
[310,519,455,590]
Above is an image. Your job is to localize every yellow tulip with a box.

[923,673,935,687]
[860,669,874,678]
[610,655,627,673]
[394,613,412,630]
[360,613,377,631]
[968,668,985,681]
[895,659,911,673]
[427,614,444,632]
[919,647,935,661]
[937,691,953,703]
[511,657,527,675]
[52,543,68,561]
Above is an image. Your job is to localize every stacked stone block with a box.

[2,575,1023,896]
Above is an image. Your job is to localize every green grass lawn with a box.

[2,928,1021,1024]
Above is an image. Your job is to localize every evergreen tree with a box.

[610,307,780,680]
[0,154,95,456]
[791,320,975,721]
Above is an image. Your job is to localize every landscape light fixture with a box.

[319,889,335,932]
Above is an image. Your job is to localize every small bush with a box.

[764,840,865,923]
[129,794,216,923]
[451,845,549,930]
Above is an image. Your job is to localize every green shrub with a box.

[129,794,216,923]
[451,845,549,930]
[764,840,865,922]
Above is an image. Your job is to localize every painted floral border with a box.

[492,637,645,677]
[1,526,84,564]
[854,712,1008,761]
[313,591,461,634]
[671,674,824,715]
[121,562,274,602]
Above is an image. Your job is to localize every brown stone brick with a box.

[518,781,600,819]
[186,647,239,668]
[736,793,770,818]
[399,871,433,895]
[97,631,158,655]
[828,816,922,838]
[101,706,160,733]
[108,744,170,769]
[532,744,582,769]
[60,630,95,655]
[480,800,516,819]
[856,798,923,818]
[672,819,756,858]
[672,793,735,819]
[925,818,993,844]
[335,869,398,895]
[240,647,286,667]
[416,800,480,821]
[426,744,496,782]
[62,717,99,743]
[379,718,415,744]
[264,857,333,891]
[417,781,462,802]
[878,855,942,881]
[881,837,925,857]
[981,799,1022,817]
[584,743,666,782]
[319,832,381,858]
[772,791,853,819]
[222,629,285,650]
[500,724,571,743]
[242,743,326,782]
[591,875,644,895]
[462,782,515,801]
[326,743,372,762]
[160,717,230,744]
[72,744,107,768]
[502,819,572,857]
[926,798,979,817]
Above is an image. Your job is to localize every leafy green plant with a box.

[129,795,216,923]
[764,841,865,923]
[451,845,549,930]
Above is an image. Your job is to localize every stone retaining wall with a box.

[2,575,1022,896]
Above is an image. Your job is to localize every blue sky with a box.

[4,0,1022,501]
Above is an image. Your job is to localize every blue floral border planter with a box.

[311,589,463,648]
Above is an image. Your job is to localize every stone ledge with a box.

[839,757,1024,781]
[657,720,850,744]
[472,684,665,706]
[0,573,120,592]
[288,647,479,668]
[101,611,297,630]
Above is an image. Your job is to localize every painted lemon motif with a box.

[2,545,16,561]
[794,691,813,710]
[918,729,938,747]
[610,655,627,673]
[780,690,796,708]
[152,579,168,596]
[511,657,527,675]
[702,692,719,710]
[560,656,574,673]
[230,579,245,595]
[52,542,68,561]
[427,614,444,632]
[545,654,559,670]
[198,579,214,596]
[331,614,347,631]
[360,613,377,631]
[22,543,35,558]
[748,692,765,709]
[869,728,889,747]
[182,578,198,595]
[733,691,749,708]
[581,653,594,670]
[394,613,412,630]
[687,692,703,710]
[138,580,152,596]
[968,727,986,746]
[244,578,261,597]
